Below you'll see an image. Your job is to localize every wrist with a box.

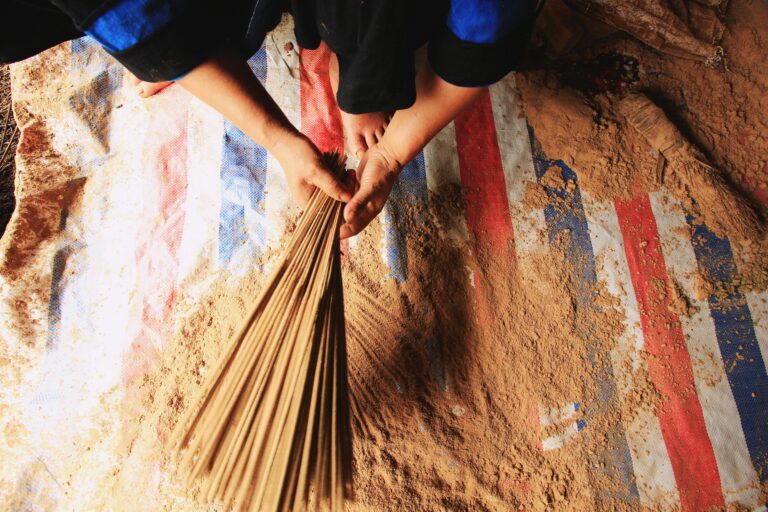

[268,127,305,162]
[375,137,405,172]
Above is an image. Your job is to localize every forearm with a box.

[379,62,484,166]
[177,48,350,206]
[177,48,298,157]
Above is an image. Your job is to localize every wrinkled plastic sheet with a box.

[0,16,766,511]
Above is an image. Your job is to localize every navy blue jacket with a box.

[2,0,537,113]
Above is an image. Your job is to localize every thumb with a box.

[342,175,386,226]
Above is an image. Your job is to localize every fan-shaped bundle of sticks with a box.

[171,152,352,511]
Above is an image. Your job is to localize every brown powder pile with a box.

[107,182,676,510]
[518,0,768,293]
[3,2,768,510]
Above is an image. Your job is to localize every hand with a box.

[340,142,402,239]
[270,131,353,208]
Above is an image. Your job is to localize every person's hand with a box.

[271,131,353,207]
[340,142,402,239]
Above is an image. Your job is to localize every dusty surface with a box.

[120,194,646,511]
[1,2,767,511]
[520,0,768,291]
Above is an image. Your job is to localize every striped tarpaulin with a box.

[0,15,765,511]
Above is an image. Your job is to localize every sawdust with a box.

[99,183,674,510]
[519,0,768,295]
[2,1,768,510]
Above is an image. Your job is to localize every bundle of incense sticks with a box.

[172,152,352,511]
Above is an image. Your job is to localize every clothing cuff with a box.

[335,53,416,114]
[107,5,228,82]
[428,14,536,88]
[336,87,415,115]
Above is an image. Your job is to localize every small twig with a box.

[0,95,12,150]
[0,125,18,169]
[35,456,63,490]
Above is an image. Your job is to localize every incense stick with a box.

[172,152,353,511]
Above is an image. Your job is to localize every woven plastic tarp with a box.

[1,16,766,511]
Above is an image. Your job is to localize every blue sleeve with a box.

[84,0,186,53]
[429,0,538,87]
[51,0,231,82]
[446,0,532,44]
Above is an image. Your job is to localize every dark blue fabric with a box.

[84,0,185,52]
[446,0,531,43]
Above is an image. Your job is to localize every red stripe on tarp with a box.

[454,90,513,322]
[614,192,724,512]
[299,43,344,154]
[299,43,347,254]
[124,89,190,385]
[454,90,513,254]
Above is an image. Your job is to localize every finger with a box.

[349,135,367,160]
[308,167,352,203]
[339,223,355,240]
[343,180,388,224]
[341,199,383,239]
[137,81,172,98]
[344,152,371,222]
[364,132,377,150]
[374,127,385,142]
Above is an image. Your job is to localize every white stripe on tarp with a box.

[581,191,680,509]
[424,121,461,192]
[744,290,768,371]
[649,190,760,506]
[422,121,470,244]
[491,74,579,457]
[18,55,153,508]
[264,18,301,254]
[538,401,579,428]
[541,421,582,451]
[176,96,224,295]
[489,75,546,255]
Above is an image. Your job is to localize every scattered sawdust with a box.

[667,277,697,318]
[2,1,768,510]
[98,185,674,511]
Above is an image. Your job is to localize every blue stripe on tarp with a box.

[529,127,639,502]
[218,46,268,270]
[427,337,448,391]
[70,38,123,165]
[45,40,119,351]
[381,152,428,282]
[47,213,71,351]
[687,217,768,483]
